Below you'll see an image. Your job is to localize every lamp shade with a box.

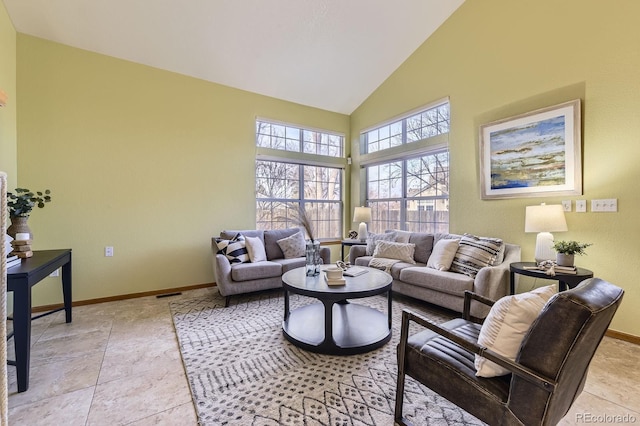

[353,206,372,223]
[524,204,568,233]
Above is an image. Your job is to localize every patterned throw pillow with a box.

[366,232,396,255]
[276,231,306,259]
[372,240,416,264]
[449,234,504,277]
[215,233,250,264]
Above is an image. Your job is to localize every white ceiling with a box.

[3,0,464,114]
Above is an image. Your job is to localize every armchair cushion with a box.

[475,284,557,377]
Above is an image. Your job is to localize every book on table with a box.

[324,273,346,286]
[343,266,368,277]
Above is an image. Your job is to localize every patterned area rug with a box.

[170,289,486,425]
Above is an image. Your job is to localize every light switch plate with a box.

[562,200,571,212]
[576,200,587,212]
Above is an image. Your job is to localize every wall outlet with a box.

[561,200,572,212]
[105,246,114,257]
[576,200,587,212]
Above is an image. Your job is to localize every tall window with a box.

[256,120,343,239]
[362,101,450,234]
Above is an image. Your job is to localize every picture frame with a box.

[479,99,582,200]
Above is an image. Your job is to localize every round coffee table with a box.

[282,266,392,355]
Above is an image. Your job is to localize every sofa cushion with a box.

[408,233,435,264]
[230,261,282,282]
[399,267,474,296]
[450,234,504,277]
[475,284,557,377]
[277,231,306,259]
[245,235,267,263]
[366,232,396,255]
[264,228,302,260]
[373,240,416,264]
[427,238,460,271]
[215,234,250,264]
[272,257,307,273]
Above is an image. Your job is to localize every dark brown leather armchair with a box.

[394,278,624,426]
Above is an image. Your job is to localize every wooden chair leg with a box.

[225,296,231,307]
[394,310,411,426]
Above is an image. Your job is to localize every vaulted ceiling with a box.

[3,0,464,114]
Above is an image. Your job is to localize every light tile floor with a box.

[6,287,640,425]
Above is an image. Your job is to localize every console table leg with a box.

[62,258,73,323]
[13,284,32,392]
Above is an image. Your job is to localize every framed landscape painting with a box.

[479,99,582,199]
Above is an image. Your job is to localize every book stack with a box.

[6,254,21,269]
[11,239,33,258]
[324,272,346,286]
[554,265,577,274]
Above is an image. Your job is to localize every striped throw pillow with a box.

[450,234,504,277]
[215,233,250,264]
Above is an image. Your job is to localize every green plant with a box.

[552,240,592,256]
[7,188,52,217]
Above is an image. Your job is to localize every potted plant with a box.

[6,188,52,239]
[552,240,592,267]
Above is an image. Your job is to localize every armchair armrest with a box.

[462,290,495,323]
[398,309,557,393]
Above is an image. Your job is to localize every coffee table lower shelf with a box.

[283,302,391,355]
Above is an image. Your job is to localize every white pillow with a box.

[475,285,557,377]
[372,240,416,264]
[276,231,306,259]
[392,230,412,243]
[426,239,459,271]
[245,236,267,263]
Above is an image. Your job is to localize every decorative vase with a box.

[556,253,574,267]
[305,240,322,276]
[7,215,32,240]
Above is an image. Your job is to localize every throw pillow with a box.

[215,234,250,264]
[366,232,396,255]
[245,235,267,263]
[276,231,306,259]
[449,234,504,277]
[426,238,460,271]
[392,230,412,244]
[475,284,557,377]
[372,240,416,264]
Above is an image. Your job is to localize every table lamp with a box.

[525,203,568,264]
[353,206,372,242]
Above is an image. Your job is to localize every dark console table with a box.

[6,249,73,392]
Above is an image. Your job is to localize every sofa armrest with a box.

[214,253,234,296]
[473,243,521,301]
[349,245,367,265]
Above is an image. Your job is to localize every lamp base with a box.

[358,222,368,242]
[534,232,556,264]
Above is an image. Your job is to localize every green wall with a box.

[0,2,17,188]
[6,0,640,337]
[351,0,640,336]
[15,34,348,306]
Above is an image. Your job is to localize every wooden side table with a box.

[509,261,593,295]
[340,239,367,261]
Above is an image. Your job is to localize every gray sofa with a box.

[349,232,520,318]
[212,228,330,306]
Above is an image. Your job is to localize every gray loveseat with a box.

[212,228,330,306]
[349,232,520,318]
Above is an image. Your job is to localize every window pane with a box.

[257,120,343,157]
